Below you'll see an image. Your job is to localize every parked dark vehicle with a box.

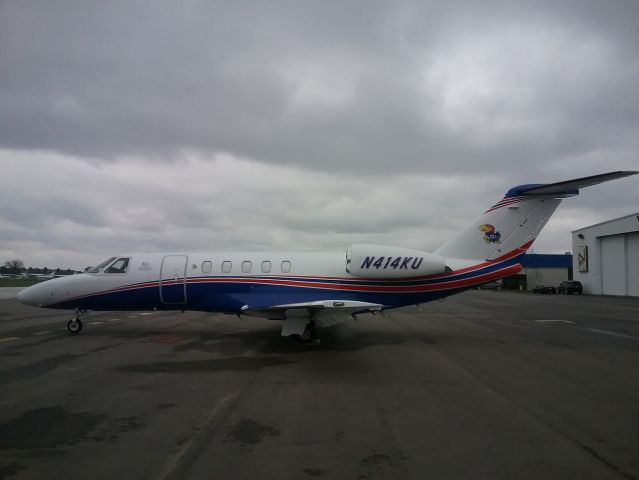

[557,280,583,295]
[533,284,556,294]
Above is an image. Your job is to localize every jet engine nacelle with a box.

[346,244,447,278]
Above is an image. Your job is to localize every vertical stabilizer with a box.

[434,196,561,261]
[434,171,637,261]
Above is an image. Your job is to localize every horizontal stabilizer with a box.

[509,171,638,197]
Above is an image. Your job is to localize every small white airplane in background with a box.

[21,271,58,281]
[18,171,638,340]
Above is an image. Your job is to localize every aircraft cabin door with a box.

[160,255,188,304]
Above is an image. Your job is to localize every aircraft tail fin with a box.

[434,171,637,262]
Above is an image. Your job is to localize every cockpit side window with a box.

[104,257,130,274]
[86,257,116,274]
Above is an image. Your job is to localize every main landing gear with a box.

[67,308,87,334]
[280,315,320,344]
[301,320,319,344]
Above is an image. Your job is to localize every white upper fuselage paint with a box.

[19,251,345,308]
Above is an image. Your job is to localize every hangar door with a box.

[600,233,639,296]
[628,232,639,296]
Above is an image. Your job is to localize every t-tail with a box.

[434,171,638,262]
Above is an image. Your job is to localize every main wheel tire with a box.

[67,318,83,334]
[298,322,317,343]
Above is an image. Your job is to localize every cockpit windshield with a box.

[86,257,116,274]
[104,257,130,274]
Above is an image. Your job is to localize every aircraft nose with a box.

[17,284,44,307]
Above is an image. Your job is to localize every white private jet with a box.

[18,171,637,339]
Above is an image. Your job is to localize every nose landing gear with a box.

[67,309,87,334]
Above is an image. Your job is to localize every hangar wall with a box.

[572,213,639,296]
[518,254,572,291]
[522,267,569,291]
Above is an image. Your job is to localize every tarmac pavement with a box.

[0,290,638,480]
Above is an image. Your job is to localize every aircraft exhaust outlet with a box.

[346,244,447,278]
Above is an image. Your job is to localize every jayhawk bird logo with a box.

[479,224,502,244]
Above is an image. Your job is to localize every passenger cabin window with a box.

[221,261,232,273]
[261,260,271,273]
[281,260,291,273]
[201,261,212,273]
[104,257,130,274]
[241,261,252,273]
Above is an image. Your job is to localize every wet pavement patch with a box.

[360,451,409,469]
[224,418,280,445]
[0,407,107,450]
[0,344,120,385]
[89,416,146,443]
[0,354,83,384]
[302,467,326,476]
[139,335,184,344]
[114,356,295,373]
[0,462,26,478]
[0,407,146,452]
[361,453,392,466]
[259,332,404,354]
[172,330,276,356]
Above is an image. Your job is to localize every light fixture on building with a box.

[577,234,585,239]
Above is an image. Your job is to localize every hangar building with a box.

[502,254,572,291]
[572,213,639,296]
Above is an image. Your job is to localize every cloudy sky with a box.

[1,0,638,270]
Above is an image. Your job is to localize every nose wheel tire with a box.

[67,318,83,334]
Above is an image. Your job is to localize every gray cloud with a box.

[2,0,638,175]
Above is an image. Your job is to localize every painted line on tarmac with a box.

[107,318,120,322]
[32,330,51,336]
[534,319,575,324]
[88,321,104,326]
[0,337,20,342]
[586,328,637,340]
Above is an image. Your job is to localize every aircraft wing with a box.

[242,300,384,315]
[243,299,384,312]
[515,171,638,196]
[241,300,385,327]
